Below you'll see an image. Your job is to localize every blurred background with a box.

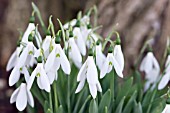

[0,0,170,112]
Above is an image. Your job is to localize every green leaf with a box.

[115,96,125,113]
[134,102,143,113]
[116,77,133,104]
[99,89,111,113]
[104,106,108,113]
[56,105,64,113]
[78,95,91,113]
[89,99,98,113]
[44,100,49,113]
[122,90,137,113]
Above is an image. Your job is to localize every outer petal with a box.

[143,52,153,74]
[73,27,86,56]
[37,77,44,90]
[158,73,170,90]
[144,81,151,92]
[89,84,97,99]
[96,81,102,92]
[100,57,110,79]
[22,67,30,83]
[42,36,51,52]
[9,67,20,86]
[59,47,71,74]
[17,46,29,68]
[27,88,34,107]
[165,55,170,73]
[47,71,55,84]
[6,49,17,71]
[45,48,56,72]
[139,55,147,71]
[75,80,85,93]
[16,83,27,111]
[10,87,20,103]
[87,57,98,84]
[40,69,51,92]
[22,23,35,43]
[111,55,123,78]
[114,45,124,71]
[96,45,106,70]
[162,104,170,113]
[27,67,37,90]
[77,60,87,81]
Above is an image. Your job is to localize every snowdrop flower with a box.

[28,56,51,92]
[6,44,21,71]
[114,44,124,72]
[100,47,123,79]
[73,20,86,56]
[140,52,160,91]
[10,83,34,111]
[140,52,160,74]
[162,104,170,113]
[96,41,106,70]
[42,34,52,58]
[9,66,30,86]
[81,15,90,26]
[17,34,37,68]
[45,36,71,75]
[63,19,77,30]
[46,66,58,84]
[158,55,170,90]
[68,32,82,68]
[75,49,102,99]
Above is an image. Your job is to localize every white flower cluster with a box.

[6,15,124,111]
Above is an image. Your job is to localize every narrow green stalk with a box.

[67,75,71,113]
[110,70,115,99]
[49,16,56,38]
[49,92,53,113]
[53,81,58,112]
[93,5,98,27]
[32,2,47,33]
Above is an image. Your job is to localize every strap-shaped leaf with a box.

[99,89,111,113]
[122,90,137,113]
[78,95,91,113]
[89,99,98,113]
[56,105,64,113]
[115,96,125,113]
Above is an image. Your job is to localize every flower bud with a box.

[28,34,34,42]
[108,46,113,53]
[46,30,51,36]
[115,38,121,45]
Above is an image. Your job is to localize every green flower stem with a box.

[110,70,115,99]
[32,2,47,33]
[57,19,67,51]
[49,91,53,113]
[67,75,71,113]
[49,16,56,38]
[102,30,120,52]
[93,5,98,27]
[53,81,58,112]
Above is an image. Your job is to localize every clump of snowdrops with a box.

[6,3,170,113]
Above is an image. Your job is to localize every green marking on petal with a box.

[20,68,22,71]
[29,51,33,55]
[74,36,78,39]
[36,73,40,77]
[56,53,60,58]
[109,61,112,66]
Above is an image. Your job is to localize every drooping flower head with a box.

[76,48,102,99]
[10,83,34,111]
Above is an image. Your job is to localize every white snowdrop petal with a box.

[17,46,29,68]
[77,60,87,81]
[75,80,85,93]
[9,67,20,86]
[6,49,17,71]
[41,70,51,92]
[60,47,71,74]
[158,73,170,90]
[100,58,110,79]
[10,87,20,103]
[89,84,97,99]
[27,89,34,107]
[16,83,27,111]
[144,53,153,73]
[162,104,170,113]
[144,81,151,92]
[114,45,124,71]
[42,36,51,51]
[27,68,37,90]
[96,45,106,70]
[96,81,102,92]
[45,48,56,72]
[152,55,160,70]
[112,56,123,78]
[139,55,147,71]
[22,23,35,43]
[165,55,170,69]
[73,28,86,56]
[37,77,44,90]
[22,67,30,83]
[47,71,55,84]
[87,57,98,84]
